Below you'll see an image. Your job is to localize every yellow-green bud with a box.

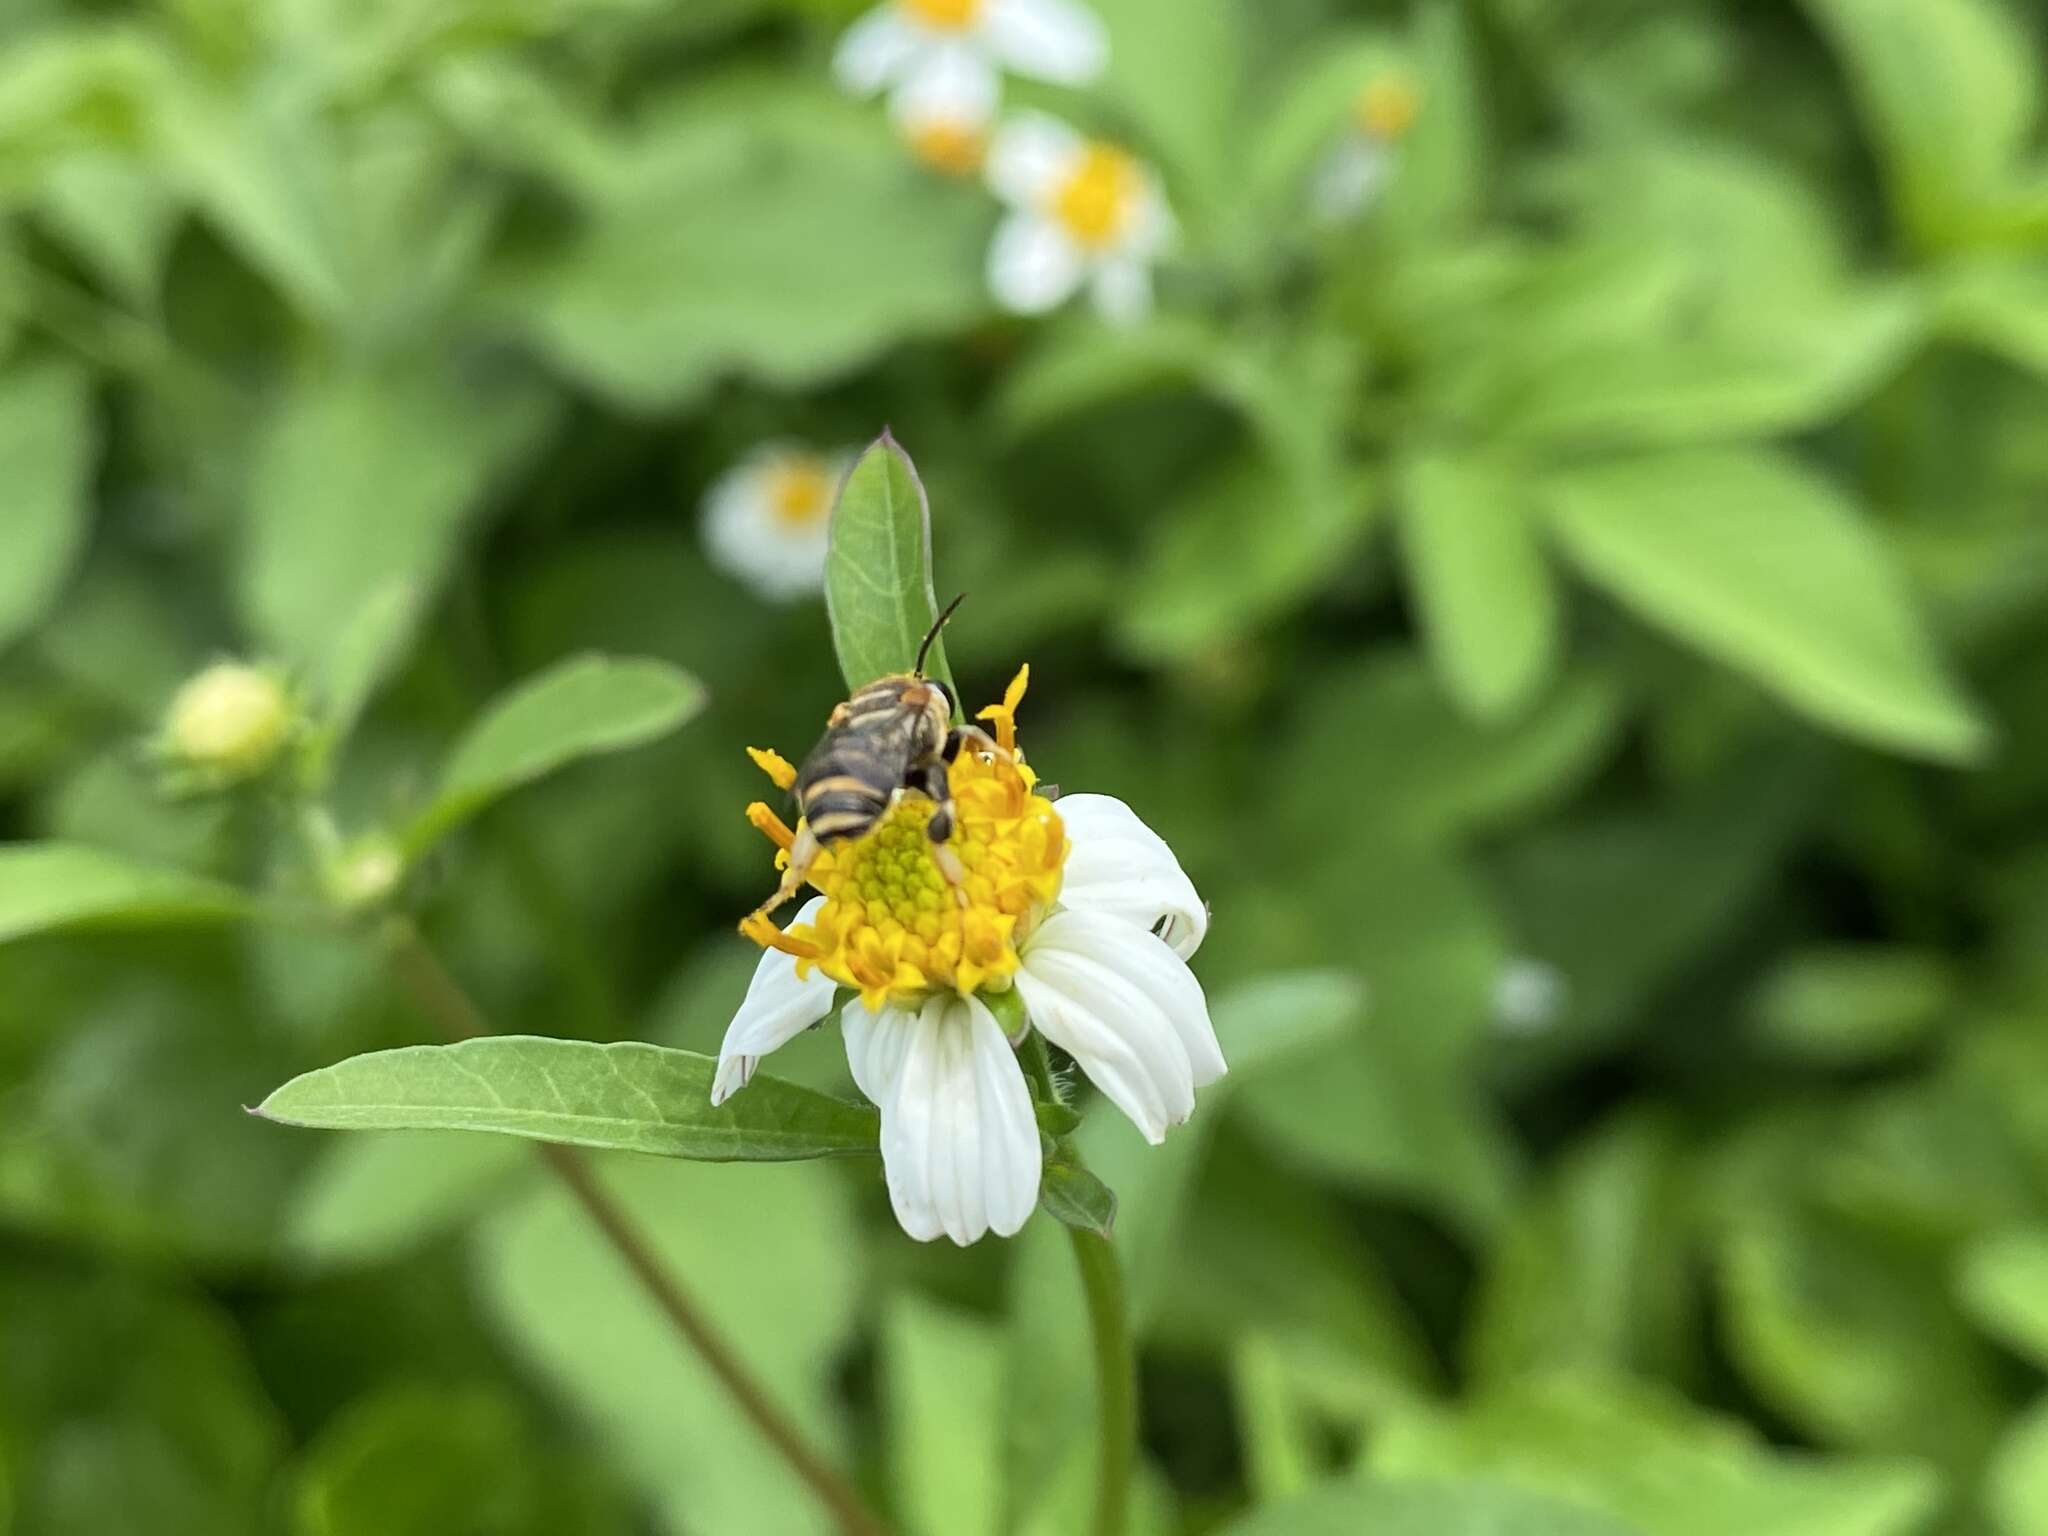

[330,835,404,912]
[162,662,294,785]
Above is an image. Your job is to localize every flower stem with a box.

[1018,1030,1138,1536]
[382,919,889,1536]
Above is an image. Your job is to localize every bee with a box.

[748,596,988,923]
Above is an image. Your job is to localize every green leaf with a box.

[1956,1227,2048,1370]
[1216,1480,1642,1536]
[1748,947,1956,1066]
[1939,258,2048,379]
[0,359,96,654]
[1400,449,1560,720]
[256,1036,879,1162]
[1539,448,1988,762]
[825,433,957,697]
[1038,1148,1117,1238]
[405,655,705,853]
[0,843,246,944]
[1990,1400,2048,1536]
[1092,0,1242,208]
[1803,0,2040,246]
[1369,1371,1944,1536]
[284,1131,528,1268]
[883,1296,1004,1536]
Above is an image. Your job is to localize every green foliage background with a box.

[3,0,2048,1531]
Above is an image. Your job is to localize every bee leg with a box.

[915,760,971,908]
[746,824,820,926]
[942,725,1001,762]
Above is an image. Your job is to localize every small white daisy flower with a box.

[983,112,1172,324]
[1310,69,1421,223]
[889,40,999,177]
[700,444,852,604]
[835,0,1108,120]
[717,668,1223,1246]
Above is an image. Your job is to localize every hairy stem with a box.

[383,919,889,1536]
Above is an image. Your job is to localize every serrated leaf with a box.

[825,434,957,697]
[257,1036,879,1162]
[1400,449,1560,720]
[0,843,247,944]
[405,655,705,853]
[0,359,96,653]
[1539,448,1987,762]
[1038,1148,1116,1238]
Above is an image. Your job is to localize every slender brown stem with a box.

[383,919,890,1536]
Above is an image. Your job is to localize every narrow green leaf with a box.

[256,1037,879,1162]
[1749,946,1955,1065]
[1038,1148,1117,1238]
[405,655,705,854]
[1989,1400,2048,1536]
[825,433,957,697]
[1216,1479,1641,1536]
[0,359,96,653]
[0,843,246,944]
[1400,449,1560,720]
[883,1297,1004,1536]
[285,1131,528,1268]
[1539,448,1988,763]
[1956,1227,2048,1371]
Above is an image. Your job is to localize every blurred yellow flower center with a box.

[1052,145,1141,249]
[742,667,1065,1010]
[764,459,834,529]
[907,118,989,177]
[902,0,982,28]
[1354,73,1422,141]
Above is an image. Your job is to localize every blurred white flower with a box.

[983,112,1172,324]
[1493,957,1568,1037]
[1310,70,1421,223]
[700,444,851,603]
[890,42,999,176]
[716,670,1222,1245]
[835,0,1108,122]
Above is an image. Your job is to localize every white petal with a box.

[986,213,1084,314]
[1088,255,1153,326]
[1309,138,1390,223]
[710,898,836,1105]
[984,109,1083,207]
[834,7,925,95]
[983,0,1108,84]
[1053,793,1208,958]
[1016,908,1225,1142]
[888,41,999,131]
[847,994,1039,1244]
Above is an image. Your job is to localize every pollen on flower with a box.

[744,668,1065,1009]
[907,118,989,177]
[901,0,982,27]
[1051,144,1141,249]
[764,458,835,529]
[1354,72,1422,141]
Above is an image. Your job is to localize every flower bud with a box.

[161,662,295,786]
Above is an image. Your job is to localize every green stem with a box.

[1016,1027,1137,1536]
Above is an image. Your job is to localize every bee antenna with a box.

[915,593,967,675]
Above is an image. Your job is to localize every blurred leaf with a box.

[285,1131,528,1268]
[1956,1227,2048,1370]
[0,844,245,943]
[1216,1478,1642,1536]
[824,434,956,697]
[1540,447,1988,762]
[34,152,179,305]
[1803,0,2040,246]
[0,359,96,654]
[1748,946,1955,1066]
[1400,448,1560,719]
[883,1296,1002,1536]
[1092,0,1241,206]
[1230,1333,1317,1504]
[1939,258,2048,379]
[258,1036,879,1160]
[477,1154,860,1536]
[1369,1371,1944,1536]
[405,654,704,853]
[241,357,551,671]
[504,84,984,410]
[316,580,425,746]
[1382,0,1488,242]
[1990,1400,2048,1536]
[1038,1148,1116,1238]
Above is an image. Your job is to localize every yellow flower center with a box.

[763,458,834,529]
[1354,72,1422,141]
[1051,144,1141,249]
[742,667,1064,1010]
[901,0,982,29]
[906,118,989,177]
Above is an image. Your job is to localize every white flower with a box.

[1493,957,1568,1037]
[835,0,1108,117]
[983,112,1172,324]
[714,678,1221,1245]
[699,443,851,603]
[889,41,999,176]
[1311,70,1421,223]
